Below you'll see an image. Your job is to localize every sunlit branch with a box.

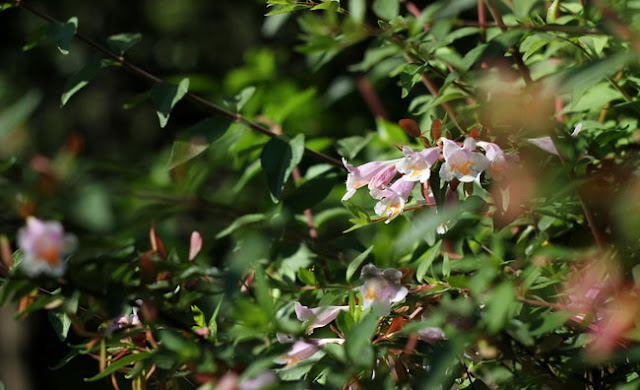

[11,0,346,170]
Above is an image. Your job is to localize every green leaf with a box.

[50,349,80,370]
[46,17,78,55]
[84,352,152,382]
[166,140,209,170]
[150,78,190,128]
[346,246,374,282]
[47,296,78,342]
[435,0,476,20]
[311,1,340,11]
[416,240,442,283]
[61,59,113,106]
[297,267,316,285]
[265,4,307,16]
[106,33,142,56]
[224,86,256,113]
[372,0,399,20]
[336,134,374,159]
[187,117,232,143]
[215,214,266,239]
[284,175,337,212]
[260,134,305,202]
[0,3,12,11]
[485,281,516,334]
[349,0,366,22]
[0,90,41,138]
[546,0,559,23]
[345,309,379,368]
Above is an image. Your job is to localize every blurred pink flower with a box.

[476,141,516,181]
[527,136,559,155]
[341,158,399,201]
[357,264,408,315]
[295,302,348,334]
[17,216,76,277]
[439,138,489,182]
[275,334,344,367]
[396,146,440,183]
[370,177,416,223]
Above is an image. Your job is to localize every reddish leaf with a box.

[398,118,421,137]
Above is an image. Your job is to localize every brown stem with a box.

[456,20,603,34]
[13,0,345,170]
[484,0,533,85]
[356,76,389,120]
[477,0,486,33]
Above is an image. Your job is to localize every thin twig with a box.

[484,0,533,85]
[12,0,345,170]
[356,75,389,120]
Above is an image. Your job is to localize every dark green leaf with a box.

[84,352,152,382]
[346,246,373,282]
[48,295,78,342]
[166,140,209,170]
[106,33,142,56]
[416,240,442,283]
[46,17,78,55]
[336,134,374,159]
[61,59,113,106]
[215,214,266,239]
[187,117,232,143]
[265,4,307,16]
[284,175,337,212]
[50,349,80,370]
[150,78,189,128]
[260,134,305,202]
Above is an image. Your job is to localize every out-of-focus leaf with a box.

[166,140,209,170]
[435,0,476,20]
[260,134,305,202]
[336,134,374,159]
[284,175,337,212]
[61,59,113,106]
[546,0,559,23]
[373,0,398,20]
[150,78,190,128]
[0,3,13,11]
[0,90,41,138]
[215,214,266,239]
[311,1,339,11]
[46,17,78,55]
[265,4,307,16]
[106,33,142,56]
[84,352,152,382]
[349,0,366,23]
[346,246,374,282]
[223,86,256,113]
[485,281,516,334]
[416,240,442,283]
[345,309,379,368]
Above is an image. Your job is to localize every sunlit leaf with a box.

[150,78,190,128]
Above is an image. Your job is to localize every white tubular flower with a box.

[357,264,408,316]
[476,141,512,181]
[439,138,490,182]
[341,158,399,201]
[17,216,76,277]
[371,177,416,223]
[294,302,349,334]
[275,333,344,367]
[396,146,440,183]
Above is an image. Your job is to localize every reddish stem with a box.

[356,76,389,120]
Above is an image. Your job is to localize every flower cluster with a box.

[342,137,513,222]
[277,264,442,367]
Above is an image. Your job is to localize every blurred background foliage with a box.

[3,0,640,389]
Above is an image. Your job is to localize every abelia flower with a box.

[216,371,277,390]
[17,216,76,277]
[416,326,446,344]
[396,146,440,183]
[527,136,559,156]
[357,264,408,315]
[341,158,399,201]
[275,334,344,367]
[295,302,348,334]
[476,141,514,181]
[370,177,416,223]
[439,138,490,182]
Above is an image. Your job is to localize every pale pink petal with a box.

[294,302,348,333]
[527,136,559,156]
[189,231,202,262]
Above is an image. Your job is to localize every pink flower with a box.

[17,216,76,277]
[439,138,489,182]
[275,334,344,367]
[476,141,515,181]
[295,302,348,334]
[396,146,440,183]
[416,326,445,344]
[357,264,408,315]
[370,177,416,223]
[341,158,399,201]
